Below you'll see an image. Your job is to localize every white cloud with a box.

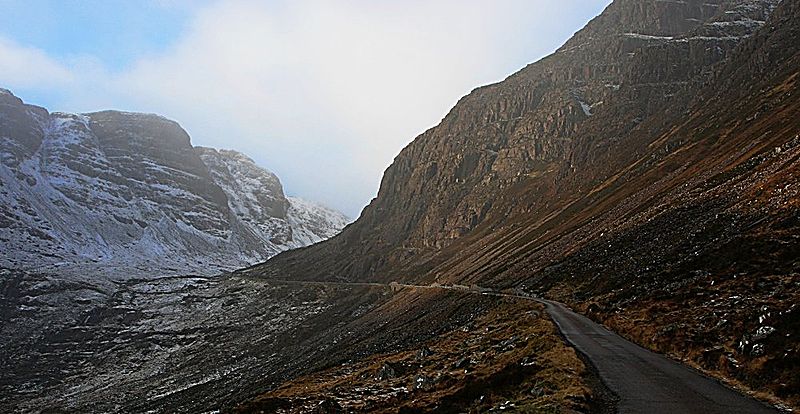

[0,0,611,216]
[0,37,74,88]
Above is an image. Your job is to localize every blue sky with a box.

[0,1,195,69]
[0,0,199,105]
[0,0,612,217]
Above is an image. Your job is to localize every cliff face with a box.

[254,0,782,282]
[248,0,799,405]
[370,0,780,250]
[0,93,348,278]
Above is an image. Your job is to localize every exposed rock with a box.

[417,346,434,359]
[0,268,452,413]
[243,0,799,408]
[520,356,537,367]
[753,325,777,341]
[250,0,781,284]
[412,374,432,391]
[374,363,397,381]
[0,96,349,278]
[453,357,471,369]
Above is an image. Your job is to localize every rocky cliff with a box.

[253,0,783,282]
[0,91,348,278]
[247,0,799,406]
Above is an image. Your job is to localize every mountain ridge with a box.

[0,91,348,278]
[244,0,799,407]
[251,0,782,283]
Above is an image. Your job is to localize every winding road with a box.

[250,277,780,413]
[537,298,777,413]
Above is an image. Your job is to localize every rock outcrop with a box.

[0,92,348,277]
[251,0,783,282]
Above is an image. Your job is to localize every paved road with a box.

[250,277,779,413]
[537,298,778,413]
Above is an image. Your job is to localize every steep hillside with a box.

[254,0,781,283]
[415,0,800,405]
[246,0,798,407]
[0,92,348,278]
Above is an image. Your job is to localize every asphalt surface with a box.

[538,298,779,414]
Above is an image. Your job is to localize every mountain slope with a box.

[252,0,781,283]
[245,0,798,407]
[0,91,348,277]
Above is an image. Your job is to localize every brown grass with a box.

[234,298,590,413]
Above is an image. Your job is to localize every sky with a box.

[0,0,612,218]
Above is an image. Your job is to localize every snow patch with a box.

[1,103,349,279]
[623,33,674,41]
[579,101,593,116]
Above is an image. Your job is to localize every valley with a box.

[2,269,778,413]
[2,0,799,412]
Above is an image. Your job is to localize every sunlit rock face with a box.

[0,91,348,278]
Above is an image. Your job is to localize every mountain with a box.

[0,90,348,278]
[254,0,783,282]
[2,1,798,412]
[245,0,799,407]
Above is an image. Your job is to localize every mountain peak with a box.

[84,109,179,125]
[0,87,25,106]
[0,92,349,277]
[195,146,260,167]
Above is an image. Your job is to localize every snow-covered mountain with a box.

[0,88,348,278]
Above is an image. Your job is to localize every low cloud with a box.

[0,0,610,216]
[0,37,74,88]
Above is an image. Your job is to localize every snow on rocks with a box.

[0,90,348,279]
